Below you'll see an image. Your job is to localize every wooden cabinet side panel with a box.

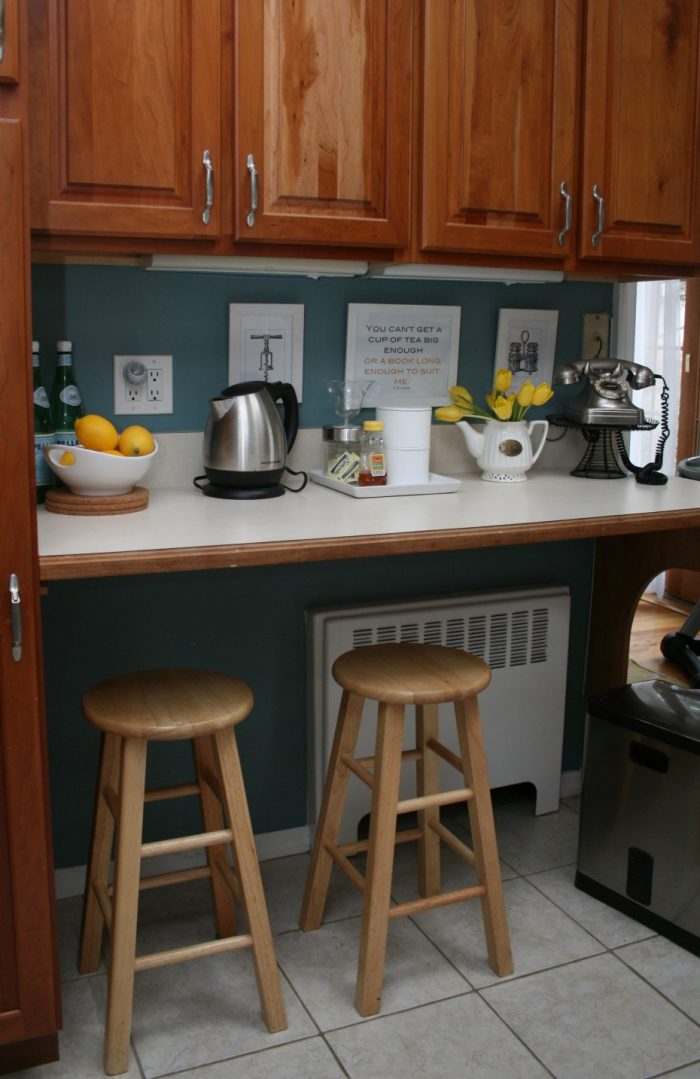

[580,0,700,263]
[235,0,412,247]
[0,114,60,1050]
[421,0,578,258]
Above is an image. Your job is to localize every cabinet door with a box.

[422,0,579,259]
[0,113,60,1072]
[234,0,412,248]
[29,0,221,239]
[580,0,700,264]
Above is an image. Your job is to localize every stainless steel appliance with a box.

[198,380,300,499]
[576,679,700,955]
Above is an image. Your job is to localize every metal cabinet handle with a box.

[0,0,6,63]
[202,150,214,225]
[557,180,572,246]
[592,184,605,247]
[246,153,258,228]
[9,573,21,661]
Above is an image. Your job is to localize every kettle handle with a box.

[266,381,299,451]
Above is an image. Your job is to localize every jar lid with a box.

[322,424,361,442]
[363,420,384,431]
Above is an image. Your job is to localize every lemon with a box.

[59,450,76,465]
[103,449,125,456]
[75,414,119,451]
[118,425,155,457]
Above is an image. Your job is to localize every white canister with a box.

[375,405,432,449]
[385,445,430,485]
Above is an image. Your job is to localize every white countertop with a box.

[37,466,700,579]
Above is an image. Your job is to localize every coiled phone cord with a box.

[615,374,670,486]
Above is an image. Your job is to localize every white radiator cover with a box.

[307,586,570,844]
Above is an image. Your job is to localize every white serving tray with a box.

[309,469,461,497]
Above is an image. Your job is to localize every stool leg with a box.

[300,689,365,931]
[454,697,513,977]
[104,737,147,1076]
[416,703,441,898]
[355,702,405,1017]
[214,727,287,1034]
[79,732,121,974]
[192,734,238,939]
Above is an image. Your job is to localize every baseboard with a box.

[559,769,582,799]
[54,824,311,900]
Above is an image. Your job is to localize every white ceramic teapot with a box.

[457,418,548,482]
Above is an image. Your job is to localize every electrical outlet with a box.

[114,355,173,415]
[581,313,611,360]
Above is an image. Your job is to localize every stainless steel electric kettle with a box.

[199,381,300,499]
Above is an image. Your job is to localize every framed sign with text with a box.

[345,303,461,406]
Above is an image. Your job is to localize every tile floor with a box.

[10,788,700,1079]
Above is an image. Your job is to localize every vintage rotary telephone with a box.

[554,359,670,485]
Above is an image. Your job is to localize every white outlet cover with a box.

[114,354,173,415]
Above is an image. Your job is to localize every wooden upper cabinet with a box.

[579,0,700,265]
[421,0,579,260]
[29,0,221,239]
[234,0,412,248]
[0,0,20,83]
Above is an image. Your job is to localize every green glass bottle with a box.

[32,341,56,503]
[49,340,84,446]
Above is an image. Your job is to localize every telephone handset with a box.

[554,359,669,485]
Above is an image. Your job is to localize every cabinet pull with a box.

[592,184,605,247]
[0,0,5,62]
[557,181,572,245]
[202,150,214,225]
[246,154,258,228]
[8,573,21,662]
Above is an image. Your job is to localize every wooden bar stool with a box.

[300,643,513,1016]
[78,668,287,1075]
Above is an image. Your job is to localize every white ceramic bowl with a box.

[43,441,158,496]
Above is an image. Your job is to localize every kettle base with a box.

[199,481,285,500]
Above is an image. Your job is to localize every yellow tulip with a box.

[449,385,473,406]
[494,368,512,393]
[517,381,534,408]
[532,382,554,406]
[492,395,514,420]
[434,404,466,422]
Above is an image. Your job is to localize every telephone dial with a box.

[553,359,669,485]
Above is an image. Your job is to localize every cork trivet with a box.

[45,486,149,515]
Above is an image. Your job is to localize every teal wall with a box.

[32,265,611,868]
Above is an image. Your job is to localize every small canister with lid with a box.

[322,424,362,483]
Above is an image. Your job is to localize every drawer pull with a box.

[246,154,258,228]
[202,150,214,225]
[9,573,21,662]
[592,184,605,247]
[557,181,572,246]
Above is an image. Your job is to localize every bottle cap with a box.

[56,340,72,352]
[363,420,384,431]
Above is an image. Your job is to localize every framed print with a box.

[345,303,461,406]
[494,309,559,390]
[229,304,304,399]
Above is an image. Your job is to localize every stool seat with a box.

[82,668,254,740]
[332,642,491,704]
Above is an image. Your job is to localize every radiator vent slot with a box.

[308,586,570,843]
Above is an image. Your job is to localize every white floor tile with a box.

[275,915,468,1031]
[615,935,700,1024]
[129,954,315,1078]
[527,865,657,949]
[491,798,580,875]
[173,1036,346,1078]
[413,875,604,988]
[327,993,549,1078]
[261,851,363,935]
[482,952,700,1079]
